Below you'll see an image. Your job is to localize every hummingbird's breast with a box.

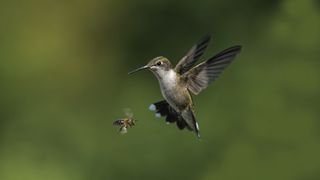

[157,70,191,111]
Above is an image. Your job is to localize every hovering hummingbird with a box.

[128,35,241,138]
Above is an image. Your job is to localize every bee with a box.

[113,109,137,134]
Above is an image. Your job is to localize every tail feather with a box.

[149,100,200,137]
[181,107,200,138]
[149,100,180,124]
[176,120,188,130]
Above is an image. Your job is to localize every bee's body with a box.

[113,110,136,134]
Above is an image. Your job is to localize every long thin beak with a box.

[128,65,149,75]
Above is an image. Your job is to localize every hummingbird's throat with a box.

[154,69,177,85]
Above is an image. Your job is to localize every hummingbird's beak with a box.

[128,65,149,75]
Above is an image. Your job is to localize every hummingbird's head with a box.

[128,56,171,75]
[148,56,171,71]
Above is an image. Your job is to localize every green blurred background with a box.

[1,0,320,179]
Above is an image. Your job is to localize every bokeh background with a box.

[1,0,320,179]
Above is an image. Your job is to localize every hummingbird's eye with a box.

[156,61,162,66]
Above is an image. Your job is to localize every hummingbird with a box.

[128,35,241,138]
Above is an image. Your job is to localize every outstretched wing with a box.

[175,35,211,75]
[184,45,242,95]
[123,108,133,118]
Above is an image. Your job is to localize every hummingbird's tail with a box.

[149,100,181,124]
[149,100,200,138]
[180,107,200,138]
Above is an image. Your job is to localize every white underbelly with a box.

[160,84,179,109]
[156,69,190,111]
[160,82,189,112]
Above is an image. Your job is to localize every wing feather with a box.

[185,45,242,95]
[175,35,211,75]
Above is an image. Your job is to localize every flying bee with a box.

[113,109,137,134]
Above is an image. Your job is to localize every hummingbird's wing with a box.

[175,35,211,75]
[184,45,242,95]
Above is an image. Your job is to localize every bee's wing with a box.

[131,120,136,126]
[123,108,133,118]
[119,126,127,134]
